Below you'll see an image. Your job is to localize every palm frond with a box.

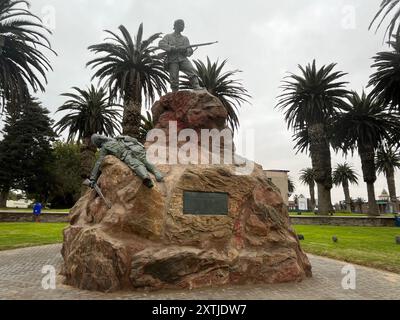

[0,0,56,112]
[54,85,122,142]
[181,57,251,132]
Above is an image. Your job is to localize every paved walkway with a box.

[0,244,399,300]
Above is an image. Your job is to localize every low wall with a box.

[0,211,397,227]
[290,216,397,227]
[0,211,69,223]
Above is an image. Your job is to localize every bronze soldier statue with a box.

[89,134,164,189]
[159,19,204,92]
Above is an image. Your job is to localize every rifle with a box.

[157,41,218,58]
[182,41,218,50]
[83,179,112,209]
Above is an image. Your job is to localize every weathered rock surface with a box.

[152,90,228,132]
[61,90,312,292]
[62,158,311,292]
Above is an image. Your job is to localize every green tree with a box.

[0,0,55,111]
[369,0,400,40]
[333,163,359,213]
[376,144,400,212]
[48,142,81,208]
[299,168,316,212]
[182,57,251,132]
[0,98,55,205]
[333,91,400,216]
[54,85,121,181]
[277,60,349,215]
[87,23,168,138]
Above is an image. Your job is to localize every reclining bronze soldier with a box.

[89,134,164,189]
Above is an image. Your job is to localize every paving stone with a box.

[0,244,399,300]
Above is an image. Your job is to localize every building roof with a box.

[265,170,290,173]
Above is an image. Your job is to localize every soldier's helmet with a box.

[91,134,112,148]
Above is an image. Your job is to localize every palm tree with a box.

[0,0,55,111]
[369,0,400,40]
[182,57,251,132]
[138,111,154,143]
[87,23,169,138]
[333,91,400,216]
[288,176,295,198]
[277,60,349,215]
[376,144,400,212]
[54,85,122,181]
[369,35,400,151]
[355,197,365,214]
[369,35,400,112]
[299,168,316,212]
[333,163,359,213]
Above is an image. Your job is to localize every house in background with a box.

[377,189,394,214]
[6,199,32,209]
[264,170,289,206]
[297,195,308,211]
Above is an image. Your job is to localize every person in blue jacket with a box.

[33,202,43,223]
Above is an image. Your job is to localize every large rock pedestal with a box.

[61,91,312,292]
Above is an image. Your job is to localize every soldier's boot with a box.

[135,166,154,189]
[154,171,164,182]
[190,76,203,91]
[143,178,154,189]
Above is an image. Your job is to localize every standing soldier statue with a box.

[159,19,217,92]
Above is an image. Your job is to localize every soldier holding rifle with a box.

[159,19,217,92]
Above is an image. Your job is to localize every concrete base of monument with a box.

[61,156,312,292]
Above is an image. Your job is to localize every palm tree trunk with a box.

[342,181,352,212]
[316,182,333,214]
[308,123,333,215]
[358,202,363,214]
[386,167,398,213]
[122,87,142,138]
[309,182,316,211]
[366,182,380,216]
[0,187,10,208]
[359,145,380,216]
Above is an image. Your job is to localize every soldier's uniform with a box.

[90,135,163,188]
[159,33,201,92]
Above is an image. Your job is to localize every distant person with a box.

[33,202,42,223]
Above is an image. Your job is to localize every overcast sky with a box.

[8,0,398,203]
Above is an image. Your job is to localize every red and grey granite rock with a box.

[61,91,312,292]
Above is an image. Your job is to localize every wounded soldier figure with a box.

[89,134,164,189]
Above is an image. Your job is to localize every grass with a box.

[290,212,396,217]
[294,225,400,274]
[0,208,70,213]
[0,222,399,275]
[0,223,68,251]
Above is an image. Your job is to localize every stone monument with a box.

[61,90,312,292]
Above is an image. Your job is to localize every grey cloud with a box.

[11,0,397,203]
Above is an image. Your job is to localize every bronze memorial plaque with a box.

[183,191,229,215]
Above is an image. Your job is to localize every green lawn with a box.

[294,225,400,274]
[0,223,67,251]
[0,222,399,275]
[290,212,396,217]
